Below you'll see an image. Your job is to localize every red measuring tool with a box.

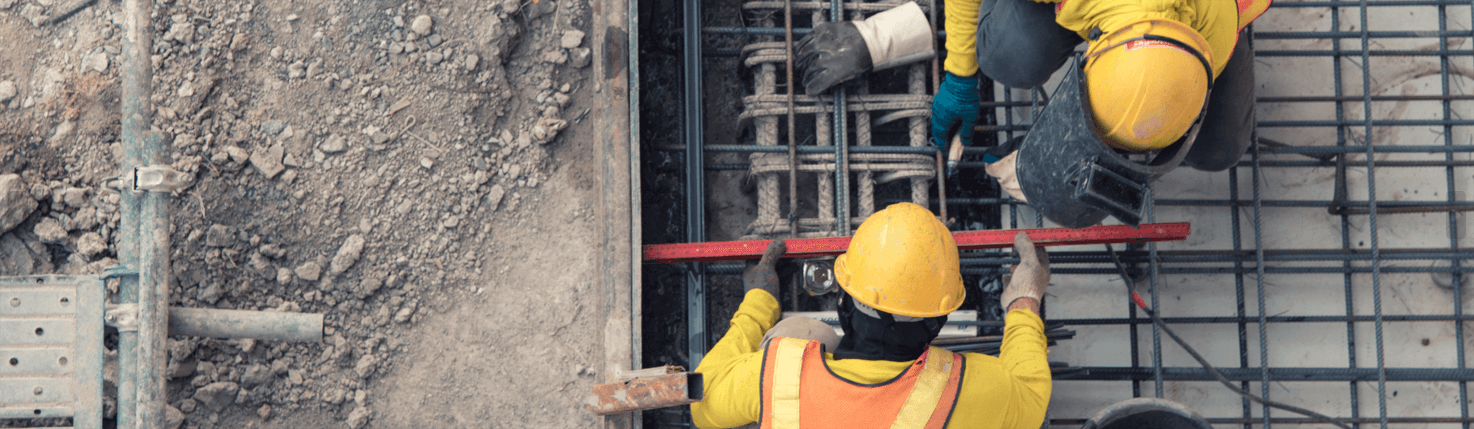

[643,222,1191,264]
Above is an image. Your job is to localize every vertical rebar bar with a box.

[784,0,799,236]
[1357,0,1389,425]
[929,0,946,222]
[908,65,930,208]
[1436,2,1469,426]
[831,0,848,235]
[683,0,708,368]
[1330,4,1363,427]
[1230,164,1252,429]
[1252,130,1271,429]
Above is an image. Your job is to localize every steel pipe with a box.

[168,308,324,342]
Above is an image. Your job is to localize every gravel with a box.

[250,144,286,178]
[193,382,240,411]
[34,217,66,243]
[0,80,16,103]
[295,261,322,281]
[0,174,36,235]
[346,407,372,429]
[409,15,433,35]
[329,234,366,275]
[560,29,585,49]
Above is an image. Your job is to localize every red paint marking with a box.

[643,223,1191,264]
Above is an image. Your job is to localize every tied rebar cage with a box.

[716,0,943,240]
[655,0,1474,427]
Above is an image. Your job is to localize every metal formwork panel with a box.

[0,275,106,428]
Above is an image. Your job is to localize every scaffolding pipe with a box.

[117,0,157,425]
[168,308,325,342]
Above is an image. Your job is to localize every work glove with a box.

[930,71,980,151]
[795,2,935,96]
[985,151,1028,202]
[1000,232,1050,310]
[743,239,787,299]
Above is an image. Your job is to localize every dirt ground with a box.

[0,0,605,427]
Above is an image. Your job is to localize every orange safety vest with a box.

[1236,0,1272,31]
[758,337,966,429]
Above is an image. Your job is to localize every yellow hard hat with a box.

[833,202,964,318]
[1083,18,1214,151]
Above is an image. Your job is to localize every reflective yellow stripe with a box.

[889,347,954,429]
[770,338,805,429]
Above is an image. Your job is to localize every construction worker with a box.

[692,202,1053,428]
[934,0,1270,193]
[796,0,1271,226]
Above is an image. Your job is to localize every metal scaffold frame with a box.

[652,0,1474,427]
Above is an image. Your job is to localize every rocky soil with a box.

[1,0,604,427]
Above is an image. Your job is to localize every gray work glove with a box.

[795,2,935,96]
[743,239,787,298]
[1001,232,1050,309]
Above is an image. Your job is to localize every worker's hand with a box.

[985,151,1028,202]
[743,239,787,299]
[1001,232,1050,311]
[797,3,934,96]
[795,21,871,96]
[930,72,981,151]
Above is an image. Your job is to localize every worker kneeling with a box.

[793,0,1271,227]
[692,203,1053,429]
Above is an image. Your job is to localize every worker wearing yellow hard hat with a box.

[692,203,1054,428]
[790,0,1269,226]
[937,0,1272,203]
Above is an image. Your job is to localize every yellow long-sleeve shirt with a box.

[943,0,1240,78]
[691,289,1052,429]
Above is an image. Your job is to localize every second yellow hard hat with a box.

[834,202,964,318]
[1083,18,1214,152]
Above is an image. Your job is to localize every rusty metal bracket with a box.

[584,366,704,415]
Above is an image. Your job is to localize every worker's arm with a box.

[996,299,1053,427]
[691,289,782,428]
[942,0,982,77]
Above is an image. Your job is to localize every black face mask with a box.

[833,293,948,362]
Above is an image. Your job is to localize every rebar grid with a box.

[736,0,938,239]
[961,1,1474,427]
[673,0,1474,427]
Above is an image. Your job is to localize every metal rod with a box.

[643,223,1190,263]
[784,0,798,237]
[1061,367,1474,382]
[168,308,324,342]
[682,0,707,369]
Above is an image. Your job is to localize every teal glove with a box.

[930,72,981,151]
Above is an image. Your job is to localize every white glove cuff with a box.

[851,2,935,71]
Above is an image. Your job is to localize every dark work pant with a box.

[1183,34,1255,172]
[974,0,1256,171]
[974,0,1082,88]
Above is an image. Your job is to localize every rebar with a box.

[730,0,936,240]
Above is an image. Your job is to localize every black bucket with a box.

[1081,398,1213,429]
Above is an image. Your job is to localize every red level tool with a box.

[643,222,1190,264]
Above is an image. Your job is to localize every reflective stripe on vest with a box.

[759,337,965,429]
[1236,0,1272,31]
